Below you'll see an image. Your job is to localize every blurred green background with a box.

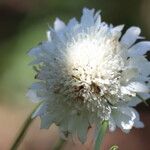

[0,0,150,150]
[1,0,150,105]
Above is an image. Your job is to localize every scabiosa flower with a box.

[27,8,150,142]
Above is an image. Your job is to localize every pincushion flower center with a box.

[61,36,125,113]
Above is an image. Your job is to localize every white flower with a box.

[27,8,150,142]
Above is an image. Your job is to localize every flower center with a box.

[53,35,126,119]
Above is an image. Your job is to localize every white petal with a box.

[129,108,144,128]
[128,56,150,76]
[28,46,41,57]
[112,107,134,132]
[121,67,138,83]
[67,18,78,29]
[134,121,144,128]
[26,89,41,103]
[127,97,142,106]
[32,103,48,118]
[77,116,88,143]
[30,82,49,98]
[59,116,69,132]
[28,41,53,59]
[47,30,51,41]
[68,115,77,134]
[50,29,65,48]
[54,18,66,32]
[121,27,141,48]
[94,10,101,26]
[128,41,150,57]
[67,112,89,143]
[81,8,95,27]
[112,25,124,33]
[40,114,54,129]
[126,82,149,93]
[40,41,54,53]
[40,105,68,129]
[121,86,135,96]
[111,107,144,133]
[138,93,150,100]
[109,116,116,132]
[110,25,124,39]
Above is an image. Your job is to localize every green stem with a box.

[10,102,41,150]
[53,138,66,150]
[94,120,108,150]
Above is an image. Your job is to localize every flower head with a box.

[28,8,150,142]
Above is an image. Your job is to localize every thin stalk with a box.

[10,102,42,150]
[53,138,66,150]
[94,120,108,150]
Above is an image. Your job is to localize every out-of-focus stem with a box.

[10,102,41,150]
[53,138,66,150]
